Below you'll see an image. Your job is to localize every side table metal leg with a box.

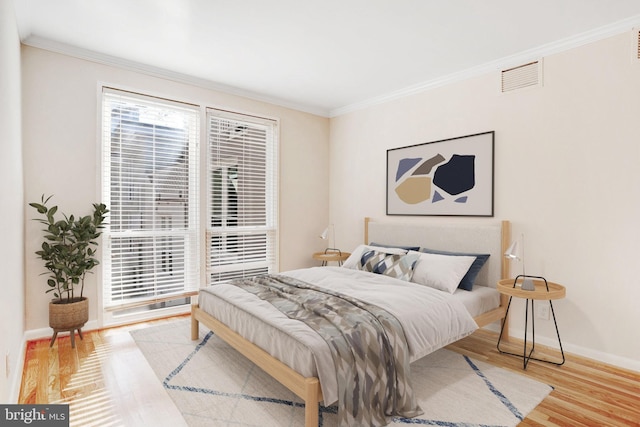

[521,300,565,367]
[526,300,565,366]
[531,300,536,353]
[497,296,513,353]
[523,300,528,368]
[523,299,536,369]
[499,298,564,369]
[548,301,565,365]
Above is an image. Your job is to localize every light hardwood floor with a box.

[448,331,640,426]
[19,315,640,426]
[19,316,188,427]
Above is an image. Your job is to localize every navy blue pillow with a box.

[419,247,490,291]
[370,242,420,251]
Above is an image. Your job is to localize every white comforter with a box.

[198,266,478,404]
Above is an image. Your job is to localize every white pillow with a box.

[410,251,476,293]
[342,244,407,269]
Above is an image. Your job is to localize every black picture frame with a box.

[386,131,494,216]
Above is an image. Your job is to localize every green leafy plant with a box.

[30,195,109,303]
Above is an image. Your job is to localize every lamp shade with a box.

[504,240,520,260]
[504,234,535,291]
[319,224,338,251]
[319,227,329,240]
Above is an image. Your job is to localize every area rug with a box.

[131,319,552,426]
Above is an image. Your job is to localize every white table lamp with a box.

[504,234,535,291]
[319,224,341,254]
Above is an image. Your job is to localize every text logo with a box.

[1,405,69,426]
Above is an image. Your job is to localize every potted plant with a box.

[29,195,108,347]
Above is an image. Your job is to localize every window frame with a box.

[99,87,279,326]
[205,108,279,286]
[100,88,201,325]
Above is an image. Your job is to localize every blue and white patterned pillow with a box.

[358,250,420,282]
[357,250,388,272]
[343,244,407,270]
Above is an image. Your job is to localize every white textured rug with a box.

[131,319,552,427]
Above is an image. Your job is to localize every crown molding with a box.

[329,14,640,117]
[21,35,331,118]
[21,13,640,120]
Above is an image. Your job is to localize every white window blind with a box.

[207,109,278,284]
[101,89,200,310]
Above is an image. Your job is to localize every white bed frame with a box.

[191,217,511,427]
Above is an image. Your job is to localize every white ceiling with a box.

[12,0,640,117]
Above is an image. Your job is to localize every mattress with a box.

[453,285,500,317]
[198,266,481,404]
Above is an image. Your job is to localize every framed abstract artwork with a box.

[387,131,494,216]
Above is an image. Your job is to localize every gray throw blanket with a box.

[230,274,423,426]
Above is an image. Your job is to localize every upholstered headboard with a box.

[365,218,510,288]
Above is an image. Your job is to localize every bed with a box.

[191,217,512,426]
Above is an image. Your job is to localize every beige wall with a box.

[330,32,640,370]
[22,46,330,332]
[0,0,25,402]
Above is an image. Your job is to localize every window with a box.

[101,89,278,324]
[101,89,200,318]
[207,109,278,284]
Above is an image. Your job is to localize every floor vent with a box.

[501,60,541,93]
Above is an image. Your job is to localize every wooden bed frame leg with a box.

[304,378,319,427]
[191,304,199,340]
[500,220,511,341]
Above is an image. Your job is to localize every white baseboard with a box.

[23,320,100,342]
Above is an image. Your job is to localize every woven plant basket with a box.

[49,297,89,330]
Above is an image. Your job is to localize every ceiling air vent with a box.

[635,28,640,61]
[501,60,541,93]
